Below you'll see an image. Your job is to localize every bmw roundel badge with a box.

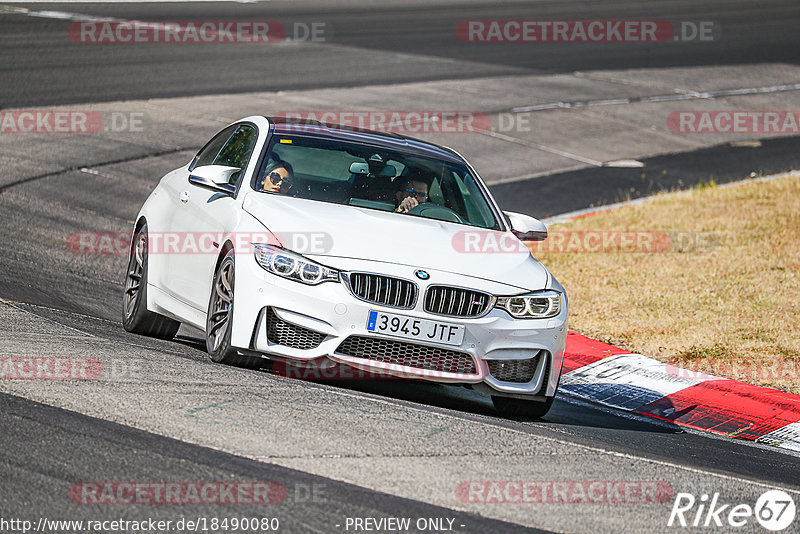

[415,270,430,280]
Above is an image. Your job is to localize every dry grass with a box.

[534,172,800,394]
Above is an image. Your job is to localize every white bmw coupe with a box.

[124,116,567,418]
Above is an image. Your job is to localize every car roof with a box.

[264,116,465,164]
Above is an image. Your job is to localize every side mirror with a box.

[504,211,547,241]
[188,165,238,195]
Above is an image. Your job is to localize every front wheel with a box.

[206,251,261,369]
[122,224,180,339]
[492,394,556,419]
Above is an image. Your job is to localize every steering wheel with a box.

[406,203,465,223]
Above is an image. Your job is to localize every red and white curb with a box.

[560,331,800,452]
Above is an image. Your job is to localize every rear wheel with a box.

[492,394,556,420]
[122,224,181,339]
[206,251,261,368]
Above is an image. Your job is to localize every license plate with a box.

[366,310,465,346]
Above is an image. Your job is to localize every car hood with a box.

[243,193,549,291]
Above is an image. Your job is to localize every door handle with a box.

[179,191,189,203]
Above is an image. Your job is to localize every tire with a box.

[123,224,181,339]
[205,251,261,368]
[492,394,556,420]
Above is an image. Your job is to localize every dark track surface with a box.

[1,0,799,107]
[0,392,543,534]
[491,135,800,218]
[1,1,800,532]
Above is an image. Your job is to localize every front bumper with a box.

[231,255,567,398]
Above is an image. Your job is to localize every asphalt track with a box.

[0,0,798,107]
[1,1,800,533]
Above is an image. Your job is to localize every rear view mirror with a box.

[349,162,397,177]
[504,211,547,241]
[349,162,369,175]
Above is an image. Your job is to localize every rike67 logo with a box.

[668,490,796,531]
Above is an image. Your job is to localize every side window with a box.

[214,125,258,185]
[452,171,495,228]
[193,125,237,169]
[428,178,444,205]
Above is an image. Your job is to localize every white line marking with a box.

[487,164,590,186]
[258,373,800,491]
[512,83,800,114]
[583,98,631,106]
[638,93,703,103]
[481,129,604,167]
[604,159,644,168]
[3,6,121,22]
[0,298,96,338]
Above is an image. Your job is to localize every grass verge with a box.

[533,172,800,394]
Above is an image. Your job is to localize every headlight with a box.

[496,290,561,319]
[253,244,339,285]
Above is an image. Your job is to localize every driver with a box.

[394,169,431,213]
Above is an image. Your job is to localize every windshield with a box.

[252,134,501,230]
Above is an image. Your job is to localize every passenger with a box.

[259,160,294,194]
